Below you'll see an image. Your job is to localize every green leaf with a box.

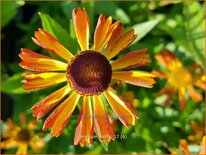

[95,1,130,24]
[1,1,24,28]
[1,72,28,94]
[39,12,78,54]
[131,19,159,44]
[99,140,108,151]
[84,145,103,154]
[183,2,205,69]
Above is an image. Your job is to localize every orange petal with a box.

[93,14,119,52]
[16,142,28,155]
[152,70,167,79]
[191,121,202,134]
[155,49,182,71]
[200,136,206,155]
[74,96,94,147]
[29,138,45,152]
[32,85,71,120]
[19,113,27,128]
[19,48,67,71]
[157,85,176,107]
[105,29,137,60]
[111,48,151,70]
[0,138,17,149]
[112,71,156,88]
[99,21,119,52]
[3,119,19,138]
[187,85,202,102]
[105,24,124,53]
[104,89,138,127]
[27,120,37,130]
[179,87,186,110]
[179,139,191,155]
[5,118,17,129]
[72,8,89,51]
[33,29,73,61]
[157,85,172,96]
[22,72,67,90]
[164,90,176,107]
[187,62,201,72]
[93,95,114,143]
[193,73,206,90]
[43,92,80,137]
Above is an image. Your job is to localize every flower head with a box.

[19,8,155,146]
[0,113,45,155]
[153,49,205,109]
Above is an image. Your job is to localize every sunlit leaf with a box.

[1,72,28,94]
[183,2,205,69]
[39,12,78,54]
[100,140,108,151]
[84,145,103,154]
[131,19,159,44]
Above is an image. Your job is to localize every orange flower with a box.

[153,49,205,109]
[179,137,206,155]
[110,82,138,108]
[179,139,191,155]
[0,113,45,155]
[188,121,204,144]
[121,91,139,108]
[19,8,155,147]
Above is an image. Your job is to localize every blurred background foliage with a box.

[1,1,205,154]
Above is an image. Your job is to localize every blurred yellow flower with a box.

[199,136,206,155]
[19,8,155,146]
[121,91,139,108]
[0,113,45,155]
[153,49,205,109]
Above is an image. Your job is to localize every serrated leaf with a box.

[1,72,28,94]
[131,19,159,44]
[183,2,205,69]
[39,12,78,54]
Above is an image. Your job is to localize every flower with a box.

[178,137,206,155]
[111,81,139,108]
[19,8,155,147]
[179,139,191,155]
[0,113,45,155]
[121,91,139,108]
[153,49,205,109]
[188,121,204,144]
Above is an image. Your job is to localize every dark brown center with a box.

[15,129,31,142]
[67,51,112,95]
